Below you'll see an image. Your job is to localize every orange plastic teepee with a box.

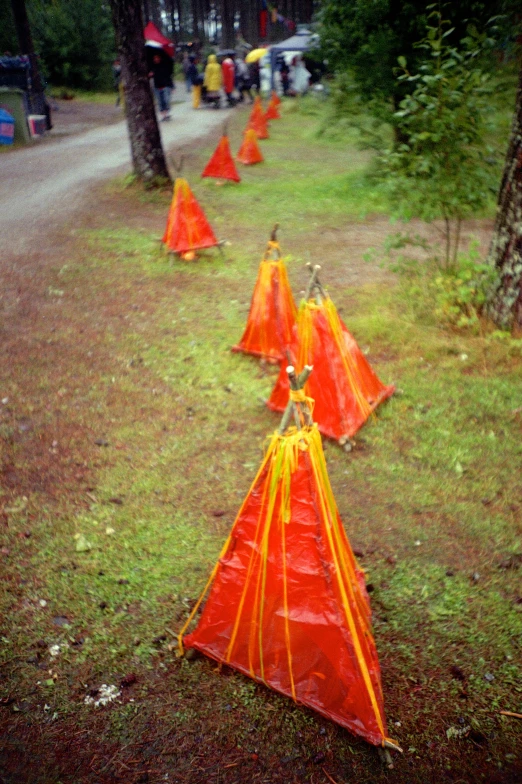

[162,178,219,257]
[201,134,241,183]
[232,226,297,361]
[249,95,264,119]
[179,370,400,752]
[265,100,281,120]
[247,112,269,139]
[268,265,394,442]
[236,129,264,165]
[271,90,282,106]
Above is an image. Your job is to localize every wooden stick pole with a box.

[305,264,321,300]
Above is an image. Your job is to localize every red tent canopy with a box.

[144,21,175,58]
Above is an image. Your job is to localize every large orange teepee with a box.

[236,129,264,165]
[268,265,394,443]
[162,178,219,257]
[232,225,297,361]
[201,134,241,183]
[179,369,400,753]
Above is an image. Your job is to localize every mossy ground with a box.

[0,96,520,784]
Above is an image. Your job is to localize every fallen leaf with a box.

[75,534,92,553]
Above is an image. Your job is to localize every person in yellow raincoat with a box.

[204,53,222,109]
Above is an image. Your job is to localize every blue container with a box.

[0,107,15,145]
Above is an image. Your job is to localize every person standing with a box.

[187,55,202,109]
[182,52,191,93]
[112,57,122,106]
[280,60,290,96]
[204,54,222,109]
[249,60,261,95]
[235,57,253,103]
[221,54,236,107]
[150,52,174,121]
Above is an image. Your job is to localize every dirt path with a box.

[1,91,231,255]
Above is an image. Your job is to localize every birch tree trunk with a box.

[487,66,522,330]
[109,0,171,184]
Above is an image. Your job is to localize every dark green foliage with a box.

[3,0,116,90]
[317,0,519,120]
[0,4,17,55]
[30,0,116,89]
[378,10,499,265]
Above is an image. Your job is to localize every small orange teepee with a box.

[247,112,269,139]
[265,100,281,120]
[201,134,241,183]
[232,225,297,361]
[179,370,401,753]
[236,129,264,165]
[271,90,282,106]
[162,178,219,257]
[249,95,264,120]
[268,265,394,443]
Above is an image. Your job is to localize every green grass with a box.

[1,89,521,782]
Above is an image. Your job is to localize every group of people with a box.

[113,46,310,120]
[181,51,261,110]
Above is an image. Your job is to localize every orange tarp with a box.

[268,297,394,440]
[232,241,297,361]
[247,112,269,139]
[236,129,264,165]
[179,424,397,748]
[201,135,241,182]
[265,101,281,120]
[249,95,264,120]
[162,178,218,255]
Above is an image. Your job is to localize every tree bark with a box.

[219,0,235,48]
[10,0,44,92]
[238,0,258,47]
[487,65,522,330]
[109,0,171,184]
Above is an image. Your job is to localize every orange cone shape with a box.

[265,101,281,120]
[236,129,264,165]
[247,112,269,139]
[250,95,264,118]
[268,295,394,441]
[232,240,297,361]
[271,90,282,106]
[179,418,398,749]
[162,178,218,256]
[201,135,241,182]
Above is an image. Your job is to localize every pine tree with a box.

[487,66,522,330]
[109,0,171,184]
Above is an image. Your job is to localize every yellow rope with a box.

[179,425,398,745]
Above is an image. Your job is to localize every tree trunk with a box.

[238,0,258,47]
[219,0,235,48]
[10,0,44,92]
[487,66,522,330]
[109,0,171,184]
[191,0,201,39]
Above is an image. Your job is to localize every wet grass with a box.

[0,93,521,783]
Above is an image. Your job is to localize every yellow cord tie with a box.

[289,389,306,402]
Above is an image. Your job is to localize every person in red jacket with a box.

[221,54,236,107]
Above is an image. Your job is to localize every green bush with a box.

[432,241,498,328]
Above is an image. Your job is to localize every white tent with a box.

[269,29,317,90]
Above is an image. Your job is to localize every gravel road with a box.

[1,93,231,254]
